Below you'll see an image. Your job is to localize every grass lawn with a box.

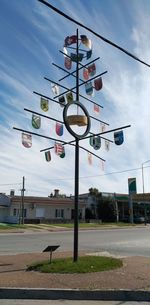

[39,222,136,229]
[0,222,137,231]
[27,255,123,273]
[0,224,28,230]
[0,224,44,230]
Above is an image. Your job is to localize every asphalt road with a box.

[0,301,149,305]
[0,226,150,257]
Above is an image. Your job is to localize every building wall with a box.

[9,197,85,222]
[0,207,18,223]
[0,207,10,222]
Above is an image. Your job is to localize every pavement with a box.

[0,226,150,302]
[0,301,150,305]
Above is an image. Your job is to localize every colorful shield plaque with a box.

[64,35,77,46]
[32,114,41,129]
[56,122,63,136]
[86,50,92,59]
[45,150,51,162]
[80,35,92,49]
[94,104,100,113]
[70,53,84,62]
[93,136,101,150]
[114,130,124,145]
[54,142,65,156]
[83,68,89,80]
[101,123,106,133]
[89,135,101,150]
[94,77,103,91]
[58,95,66,107]
[88,153,92,165]
[22,133,32,148]
[85,82,93,95]
[66,91,73,103]
[88,63,96,77]
[40,97,49,112]
[64,57,72,70]
[51,83,59,95]
[105,140,110,151]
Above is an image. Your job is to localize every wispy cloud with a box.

[0,0,150,196]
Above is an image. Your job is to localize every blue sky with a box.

[0,0,150,197]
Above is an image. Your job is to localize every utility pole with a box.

[21,176,25,225]
[114,193,119,223]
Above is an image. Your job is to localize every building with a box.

[78,191,150,222]
[0,190,86,224]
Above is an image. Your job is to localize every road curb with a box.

[0,288,150,301]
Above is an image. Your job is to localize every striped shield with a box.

[45,151,51,162]
[54,143,65,156]
[56,122,63,136]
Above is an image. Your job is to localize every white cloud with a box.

[1,0,150,197]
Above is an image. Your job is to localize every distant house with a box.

[0,190,85,224]
[0,193,12,223]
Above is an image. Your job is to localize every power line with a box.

[38,0,150,68]
[0,183,21,186]
[25,165,150,183]
[0,166,149,187]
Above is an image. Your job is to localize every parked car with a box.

[134,216,145,223]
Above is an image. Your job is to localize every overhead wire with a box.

[38,0,150,68]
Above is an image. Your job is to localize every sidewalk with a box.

[0,251,150,290]
[0,251,150,302]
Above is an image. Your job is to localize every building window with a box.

[13,208,17,216]
[13,208,20,216]
[55,209,64,218]
[24,209,27,218]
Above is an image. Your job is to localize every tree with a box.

[89,188,99,196]
[88,187,102,219]
[97,196,116,222]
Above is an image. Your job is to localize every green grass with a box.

[39,222,136,229]
[0,224,43,230]
[27,255,123,273]
[0,224,28,230]
[0,222,137,231]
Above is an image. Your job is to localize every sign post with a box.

[128,178,137,223]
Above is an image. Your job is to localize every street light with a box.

[141,160,150,225]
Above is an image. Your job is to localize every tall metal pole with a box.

[74,28,79,262]
[21,176,25,225]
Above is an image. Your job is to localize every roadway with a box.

[0,226,150,257]
[0,300,149,305]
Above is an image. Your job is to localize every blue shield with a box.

[114,130,124,145]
